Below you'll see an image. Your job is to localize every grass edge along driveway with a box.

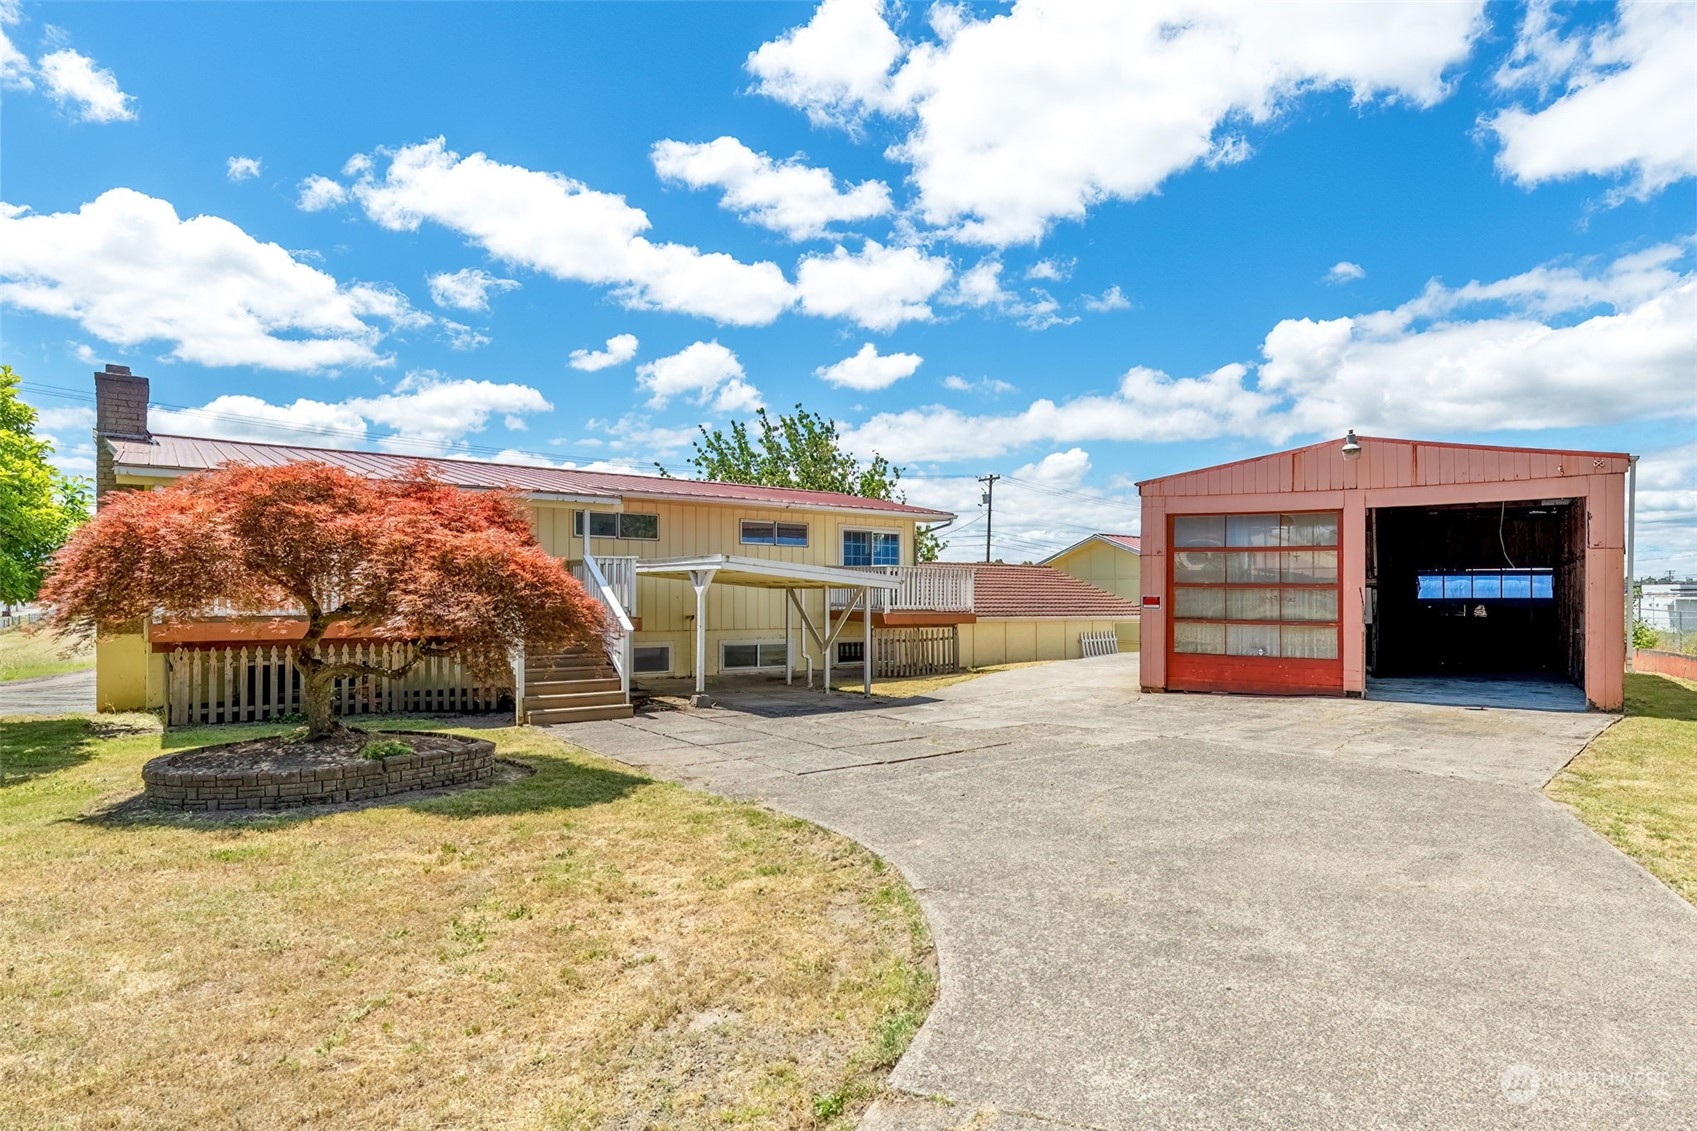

[0,714,935,1130]
[1547,671,1697,908]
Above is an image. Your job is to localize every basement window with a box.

[632,645,671,675]
[721,641,787,671]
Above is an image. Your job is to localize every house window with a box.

[721,641,788,670]
[1171,511,1341,660]
[836,641,864,664]
[1415,569,1554,601]
[842,530,900,567]
[573,511,659,540]
[741,520,809,547]
[632,644,671,675]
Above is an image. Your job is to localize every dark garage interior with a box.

[1368,500,1586,688]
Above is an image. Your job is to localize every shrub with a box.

[360,738,413,761]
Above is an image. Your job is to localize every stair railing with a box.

[580,553,634,704]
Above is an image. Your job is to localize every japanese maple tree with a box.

[40,461,606,737]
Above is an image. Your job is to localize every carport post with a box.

[863,586,872,697]
[822,586,832,694]
[689,568,715,706]
[784,587,793,686]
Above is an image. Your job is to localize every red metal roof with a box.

[935,563,1139,619]
[1099,534,1142,552]
[1138,435,1631,497]
[106,434,953,519]
[1040,532,1141,565]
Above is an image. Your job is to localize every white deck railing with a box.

[576,554,634,703]
[829,564,975,613]
[571,555,638,618]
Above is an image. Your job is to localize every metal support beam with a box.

[863,592,873,697]
[689,568,716,706]
[784,588,793,686]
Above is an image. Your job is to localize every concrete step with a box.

[522,689,628,711]
[526,676,623,696]
[528,703,634,725]
[526,665,616,682]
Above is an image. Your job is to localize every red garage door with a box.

[1168,511,1344,695]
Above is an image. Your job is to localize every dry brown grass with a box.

[0,715,934,1129]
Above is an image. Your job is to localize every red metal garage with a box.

[1136,435,1630,710]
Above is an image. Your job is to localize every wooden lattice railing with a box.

[165,642,509,727]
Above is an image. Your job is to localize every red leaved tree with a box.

[40,461,606,737]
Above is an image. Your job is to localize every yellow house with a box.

[90,367,967,723]
[1041,534,1142,600]
[89,366,1142,725]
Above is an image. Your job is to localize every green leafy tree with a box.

[1631,620,1661,651]
[665,406,942,561]
[0,365,92,604]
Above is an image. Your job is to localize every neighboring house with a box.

[951,563,1140,667]
[86,366,1134,725]
[1041,534,1141,647]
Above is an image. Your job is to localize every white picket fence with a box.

[872,626,959,677]
[166,642,509,727]
[1079,630,1120,658]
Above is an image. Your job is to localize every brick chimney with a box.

[93,364,150,502]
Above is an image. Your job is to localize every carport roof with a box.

[633,554,904,590]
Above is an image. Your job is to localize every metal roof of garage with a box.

[1138,436,1631,498]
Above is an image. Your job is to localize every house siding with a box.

[1046,540,1142,604]
[959,618,1137,668]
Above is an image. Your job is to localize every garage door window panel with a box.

[1170,510,1342,683]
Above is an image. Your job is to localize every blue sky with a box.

[3,0,1694,570]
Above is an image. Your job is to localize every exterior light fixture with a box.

[1341,429,1363,461]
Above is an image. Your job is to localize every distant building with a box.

[1639,582,1697,632]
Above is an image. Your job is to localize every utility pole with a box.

[977,473,1000,562]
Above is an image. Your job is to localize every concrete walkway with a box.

[0,669,96,716]
[562,656,1697,1129]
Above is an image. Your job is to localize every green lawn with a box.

[0,714,934,1130]
[0,626,94,682]
[1547,672,1697,906]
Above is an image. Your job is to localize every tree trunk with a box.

[301,665,340,738]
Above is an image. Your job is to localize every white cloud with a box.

[752,1,1484,244]
[746,0,908,128]
[1024,258,1073,282]
[1487,1,1697,199]
[849,362,1278,464]
[1635,441,1697,577]
[37,48,135,123]
[345,137,795,326]
[815,342,922,391]
[35,404,94,433]
[1082,285,1131,312]
[226,156,262,182]
[568,333,639,372]
[0,188,424,371]
[941,374,1014,396]
[1,24,32,92]
[652,135,893,240]
[796,239,952,330]
[147,371,552,454]
[296,175,349,212]
[946,257,1073,329]
[439,320,488,351]
[897,453,1144,563]
[847,241,1697,465]
[635,340,763,412]
[426,267,519,311]
[1324,261,1366,284]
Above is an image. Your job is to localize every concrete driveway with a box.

[562,655,1697,1129]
